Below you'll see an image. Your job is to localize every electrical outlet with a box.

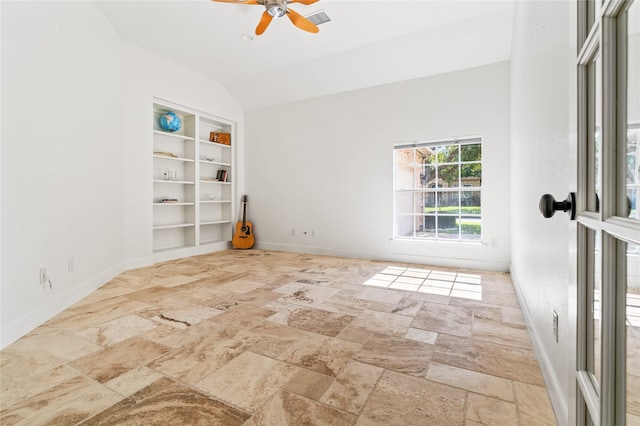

[553,311,559,342]
[68,257,75,273]
[39,267,47,285]
[490,238,497,248]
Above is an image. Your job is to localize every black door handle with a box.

[539,192,576,220]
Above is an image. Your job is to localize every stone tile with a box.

[69,337,172,383]
[354,334,433,377]
[278,333,361,377]
[248,335,293,358]
[1,375,122,425]
[245,390,357,426]
[216,279,266,294]
[412,302,473,337]
[357,370,466,425]
[356,287,404,305]
[149,322,261,385]
[321,360,384,414]
[425,361,514,402]
[2,365,79,400]
[466,393,519,425]
[284,369,334,400]
[280,307,354,337]
[2,329,102,377]
[471,316,532,350]
[389,298,423,317]
[221,288,283,306]
[103,366,164,397]
[250,320,307,342]
[273,282,342,307]
[433,334,545,386]
[0,375,30,410]
[318,293,371,316]
[514,381,557,425]
[350,310,413,337]
[78,377,250,425]
[336,326,372,344]
[404,327,438,345]
[211,305,276,329]
[195,351,300,413]
[75,314,158,346]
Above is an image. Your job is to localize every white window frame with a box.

[393,136,483,243]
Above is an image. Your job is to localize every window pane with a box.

[435,145,459,163]
[396,163,415,190]
[462,191,481,214]
[622,1,639,221]
[461,163,482,186]
[460,216,481,241]
[422,147,437,165]
[587,228,601,388]
[423,215,436,236]
[422,165,436,188]
[438,164,459,188]
[437,192,459,214]
[461,143,482,162]
[437,216,459,240]
[395,191,414,215]
[626,242,640,424]
[396,214,414,237]
[587,56,602,212]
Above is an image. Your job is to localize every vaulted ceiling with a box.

[97,0,515,110]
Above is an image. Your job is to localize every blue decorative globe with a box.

[159,111,182,132]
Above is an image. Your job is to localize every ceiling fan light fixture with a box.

[265,0,287,17]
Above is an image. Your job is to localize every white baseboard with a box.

[255,242,509,272]
[1,262,125,349]
[510,265,568,426]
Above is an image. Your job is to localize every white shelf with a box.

[153,243,191,253]
[153,179,195,185]
[153,130,194,141]
[153,155,194,163]
[200,180,231,184]
[200,139,231,149]
[201,220,232,226]
[199,159,231,166]
[153,202,195,206]
[153,222,195,230]
[200,200,231,204]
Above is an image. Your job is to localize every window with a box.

[394,136,482,242]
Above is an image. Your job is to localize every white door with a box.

[574,1,640,424]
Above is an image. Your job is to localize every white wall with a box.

[1,1,124,348]
[510,1,576,424]
[0,1,244,348]
[245,62,511,271]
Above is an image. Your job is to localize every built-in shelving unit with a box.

[152,100,235,257]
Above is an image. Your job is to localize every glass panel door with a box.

[577,0,640,424]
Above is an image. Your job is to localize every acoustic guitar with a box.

[232,195,255,249]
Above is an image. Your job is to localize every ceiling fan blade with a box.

[286,8,319,33]
[255,10,274,35]
[288,0,319,5]
[211,0,261,4]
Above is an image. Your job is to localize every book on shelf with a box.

[216,169,229,182]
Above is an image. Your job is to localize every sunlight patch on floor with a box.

[362,266,482,301]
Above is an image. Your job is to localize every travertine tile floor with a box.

[0,250,557,425]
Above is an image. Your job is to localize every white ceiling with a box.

[96,0,515,110]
